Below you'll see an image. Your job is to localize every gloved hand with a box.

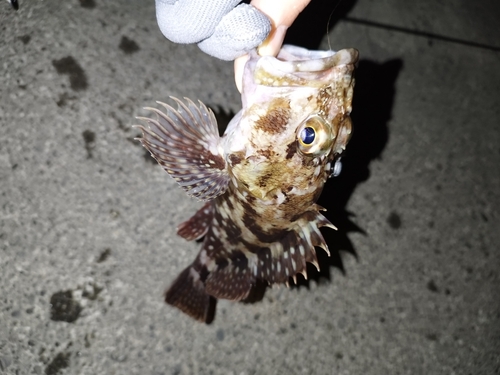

[155,0,271,61]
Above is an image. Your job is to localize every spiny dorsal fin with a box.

[135,97,230,201]
[256,211,334,284]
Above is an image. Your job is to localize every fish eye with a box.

[299,127,315,145]
[296,115,333,156]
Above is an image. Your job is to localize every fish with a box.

[135,45,358,323]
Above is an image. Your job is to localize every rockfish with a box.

[135,45,358,323]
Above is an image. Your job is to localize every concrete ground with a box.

[1,0,499,374]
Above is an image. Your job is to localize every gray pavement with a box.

[1,1,499,374]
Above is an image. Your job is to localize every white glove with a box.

[155,0,271,60]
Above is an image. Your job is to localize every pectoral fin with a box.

[135,97,230,201]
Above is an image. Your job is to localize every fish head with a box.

[225,45,358,203]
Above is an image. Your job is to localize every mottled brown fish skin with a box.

[166,179,331,321]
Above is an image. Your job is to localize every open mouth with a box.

[252,45,358,87]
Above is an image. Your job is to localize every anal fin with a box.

[165,265,216,323]
[205,263,255,301]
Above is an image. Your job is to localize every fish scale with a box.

[135,45,358,323]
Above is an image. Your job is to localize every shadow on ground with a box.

[206,7,404,317]
[283,0,403,287]
[223,59,404,307]
[313,58,404,282]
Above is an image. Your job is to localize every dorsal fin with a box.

[135,97,230,201]
[256,210,334,284]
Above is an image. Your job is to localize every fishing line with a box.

[326,0,345,51]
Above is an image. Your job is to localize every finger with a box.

[251,0,311,56]
[234,0,311,91]
[198,4,271,61]
[234,54,249,93]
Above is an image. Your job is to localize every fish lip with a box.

[254,45,359,77]
[241,44,358,96]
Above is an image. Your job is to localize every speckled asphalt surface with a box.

[1,1,499,374]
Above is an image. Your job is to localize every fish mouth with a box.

[253,45,358,87]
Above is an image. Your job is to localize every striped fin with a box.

[256,210,334,284]
[205,262,255,301]
[165,264,216,323]
[135,97,230,201]
[176,202,214,241]
[201,227,256,301]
